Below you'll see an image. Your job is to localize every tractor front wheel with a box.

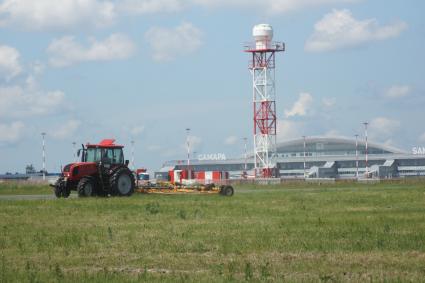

[54,184,63,198]
[54,177,70,198]
[77,177,95,197]
[62,187,71,198]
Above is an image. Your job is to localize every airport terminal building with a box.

[157,137,425,180]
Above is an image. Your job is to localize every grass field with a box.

[1,181,425,282]
[0,181,51,195]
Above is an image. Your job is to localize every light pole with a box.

[303,136,307,179]
[363,122,369,178]
[186,128,191,179]
[131,140,135,170]
[72,142,77,162]
[41,132,46,180]
[355,134,359,179]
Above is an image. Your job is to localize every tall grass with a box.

[1,182,425,282]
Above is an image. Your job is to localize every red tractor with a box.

[53,139,135,198]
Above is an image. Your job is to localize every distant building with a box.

[25,164,36,174]
[0,165,59,181]
[157,137,425,179]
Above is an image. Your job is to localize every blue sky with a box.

[0,0,424,173]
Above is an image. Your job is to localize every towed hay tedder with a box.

[136,169,234,197]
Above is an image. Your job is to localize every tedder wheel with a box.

[77,177,95,197]
[222,185,234,197]
[110,167,135,197]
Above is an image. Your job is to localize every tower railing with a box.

[243,42,285,52]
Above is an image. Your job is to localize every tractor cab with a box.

[79,139,128,167]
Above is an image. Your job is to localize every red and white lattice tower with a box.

[245,24,285,178]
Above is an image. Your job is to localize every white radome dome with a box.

[253,24,273,49]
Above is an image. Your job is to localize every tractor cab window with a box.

[113,148,124,164]
[101,148,124,164]
[84,147,124,164]
[85,148,102,163]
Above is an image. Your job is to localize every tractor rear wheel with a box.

[77,177,95,197]
[110,168,135,196]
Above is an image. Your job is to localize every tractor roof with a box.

[86,139,124,149]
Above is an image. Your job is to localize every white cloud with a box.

[369,117,401,141]
[224,135,238,145]
[119,0,361,16]
[0,85,66,119]
[145,22,203,61]
[284,92,313,118]
[160,148,181,158]
[324,129,341,137]
[147,145,161,152]
[0,45,22,80]
[419,133,425,143]
[322,130,354,140]
[47,34,136,67]
[277,120,302,141]
[0,121,24,144]
[29,61,45,76]
[192,0,359,14]
[118,0,183,14]
[322,97,336,108]
[305,9,407,52]
[189,135,202,150]
[0,0,115,31]
[130,125,145,136]
[24,62,45,91]
[25,75,38,91]
[51,120,81,140]
[181,135,202,152]
[384,85,410,98]
[382,138,398,149]
[0,0,362,33]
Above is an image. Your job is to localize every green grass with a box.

[0,181,51,195]
[1,181,425,282]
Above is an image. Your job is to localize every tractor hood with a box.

[62,162,98,180]
[63,162,96,172]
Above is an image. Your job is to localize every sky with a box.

[0,0,424,173]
